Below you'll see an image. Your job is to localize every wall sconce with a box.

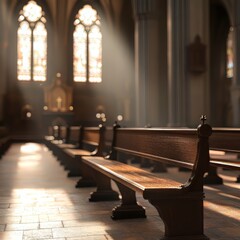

[22,104,32,120]
[26,112,32,118]
[117,115,123,122]
[96,112,106,122]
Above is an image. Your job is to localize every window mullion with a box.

[31,26,34,81]
[86,30,89,82]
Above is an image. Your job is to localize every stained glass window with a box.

[18,21,31,81]
[74,25,87,82]
[226,28,233,79]
[17,1,47,81]
[33,22,47,81]
[73,5,102,83]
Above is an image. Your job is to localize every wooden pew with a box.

[48,125,69,151]
[44,125,62,150]
[44,125,57,144]
[81,120,212,240]
[45,125,61,140]
[62,125,110,184]
[47,125,81,162]
[59,125,70,143]
[204,128,240,184]
[0,126,11,158]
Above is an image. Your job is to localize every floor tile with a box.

[0,143,238,240]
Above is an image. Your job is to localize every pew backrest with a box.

[68,126,82,146]
[81,125,111,156]
[211,128,240,153]
[107,123,212,191]
[209,128,240,170]
[59,125,69,143]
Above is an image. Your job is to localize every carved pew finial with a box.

[185,115,212,191]
[200,115,207,125]
[198,115,212,138]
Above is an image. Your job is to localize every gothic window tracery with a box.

[17,0,47,81]
[73,4,102,83]
[226,28,233,79]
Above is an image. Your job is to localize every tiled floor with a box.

[0,142,239,240]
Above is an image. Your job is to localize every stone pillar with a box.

[231,1,240,126]
[0,0,7,122]
[132,0,161,127]
[187,0,210,126]
[56,0,68,78]
[167,0,187,126]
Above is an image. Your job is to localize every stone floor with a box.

[0,142,239,240]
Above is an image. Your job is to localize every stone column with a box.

[167,0,187,126]
[132,0,161,127]
[56,0,68,78]
[0,0,8,122]
[231,1,240,126]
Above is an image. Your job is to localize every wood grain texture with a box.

[82,123,212,239]
[114,128,198,168]
[82,156,181,192]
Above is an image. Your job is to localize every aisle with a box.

[0,143,163,240]
[0,142,239,240]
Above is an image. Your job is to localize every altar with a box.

[42,73,74,134]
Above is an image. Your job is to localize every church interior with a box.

[0,0,239,240]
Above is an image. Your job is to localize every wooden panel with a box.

[105,127,113,148]
[65,148,92,158]
[209,128,240,171]
[82,127,100,146]
[114,128,198,168]
[69,126,81,143]
[82,156,181,193]
[211,128,240,152]
[59,126,67,139]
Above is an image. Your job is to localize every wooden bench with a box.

[46,125,81,162]
[44,125,66,152]
[204,128,240,184]
[0,126,11,158]
[81,119,212,240]
[44,125,61,141]
[47,125,69,155]
[51,126,81,158]
[58,125,70,143]
[62,125,110,185]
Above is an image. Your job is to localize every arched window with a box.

[17,0,47,81]
[73,4,102,83]
[226,28,233,79]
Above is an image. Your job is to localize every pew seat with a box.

[82,119,212,240]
